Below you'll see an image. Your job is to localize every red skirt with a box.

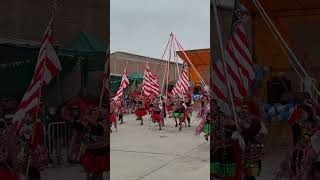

[109,114,116,123]
[135,109,147,117]
[81,150,109,173]
[0,168,19,180]
[166,106,174,112]
[151,113,162,122]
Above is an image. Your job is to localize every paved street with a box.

[110,114,210,180]
[38,114,289,180]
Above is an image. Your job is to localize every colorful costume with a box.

[287,103,319,180]
[109,100,117,124]
[135,100,147,118]
[151,100,163,123]
[81,121,109,174]
[210,113,241,179]
[195,104,210,136]
[240,115,265,178]
[16,117,48,178]
[173,103,184,119]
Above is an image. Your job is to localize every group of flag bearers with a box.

[109,92,195,132]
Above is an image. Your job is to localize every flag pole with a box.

[211,0,238,126]
[99,50,109,112]
[166,33,173,97]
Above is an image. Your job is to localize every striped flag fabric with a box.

[142,63,160,97]
[14,15,62,121]
[113,68,129,102]
[171,65,190,97]
[211,0,255,115]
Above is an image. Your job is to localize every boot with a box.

[179,123,182,131]
[140,119,144,125]
[204,134,209,141]
[187,118,191,127]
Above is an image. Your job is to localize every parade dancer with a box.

[282,101,320,180]
[135,97,147,125]
[66,105,85,163]
[0,119,19,180]
[210,100,241,180]
[16,110,48,180]
[150,98,162,130]
[195,102,211,141]
[184,97,192,127]
[117,98,125,125]
[166,96,175,118]
[237,100,268,180]
[81,108,108,180]
[197,94,209,118]
[109,99,117,133]
[172,100,186,131]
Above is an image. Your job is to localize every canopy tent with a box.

[0,32,106,98]
[110,75,135,94]
[176,49,210,86]
[226,0,320,99]
[129,72,144,84]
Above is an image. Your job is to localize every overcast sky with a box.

[111,0,210,59]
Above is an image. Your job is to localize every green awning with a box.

[129,72,144,84]
[0,32,107,97]
[110,75,135,94]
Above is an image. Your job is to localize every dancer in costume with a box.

[150,98,163,130]
[284,101,320,180]
[166,96,175,118]
[67,104,85,163]
[81,108,108,180]
[237,99,268,180]
[16,110,48,180]
[184,97,192,127]
[198,94,208,118]
[117,98,125,125]
[195,102,211,141]
[109,99,117,133]
[135,97,147,125]
[0,119,19,180]
[173,100,186,131]
[210,99,242,180]
[146,97,153,115]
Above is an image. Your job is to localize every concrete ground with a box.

[110,114,210,180]
[38,113,289,180]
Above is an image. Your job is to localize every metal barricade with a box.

[47,122,71,164]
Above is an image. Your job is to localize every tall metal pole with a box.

[211,0,238,123]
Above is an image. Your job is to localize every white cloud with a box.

[111,0,209,59]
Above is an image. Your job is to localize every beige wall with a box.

[111,52,183,85]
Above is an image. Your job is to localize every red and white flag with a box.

[113,68,129,102]
[171,65,190,97]
[142,62,160,97]
[211,1,255,115]
[14,15,62,121]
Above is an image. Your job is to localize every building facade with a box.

[110,51,183,94]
